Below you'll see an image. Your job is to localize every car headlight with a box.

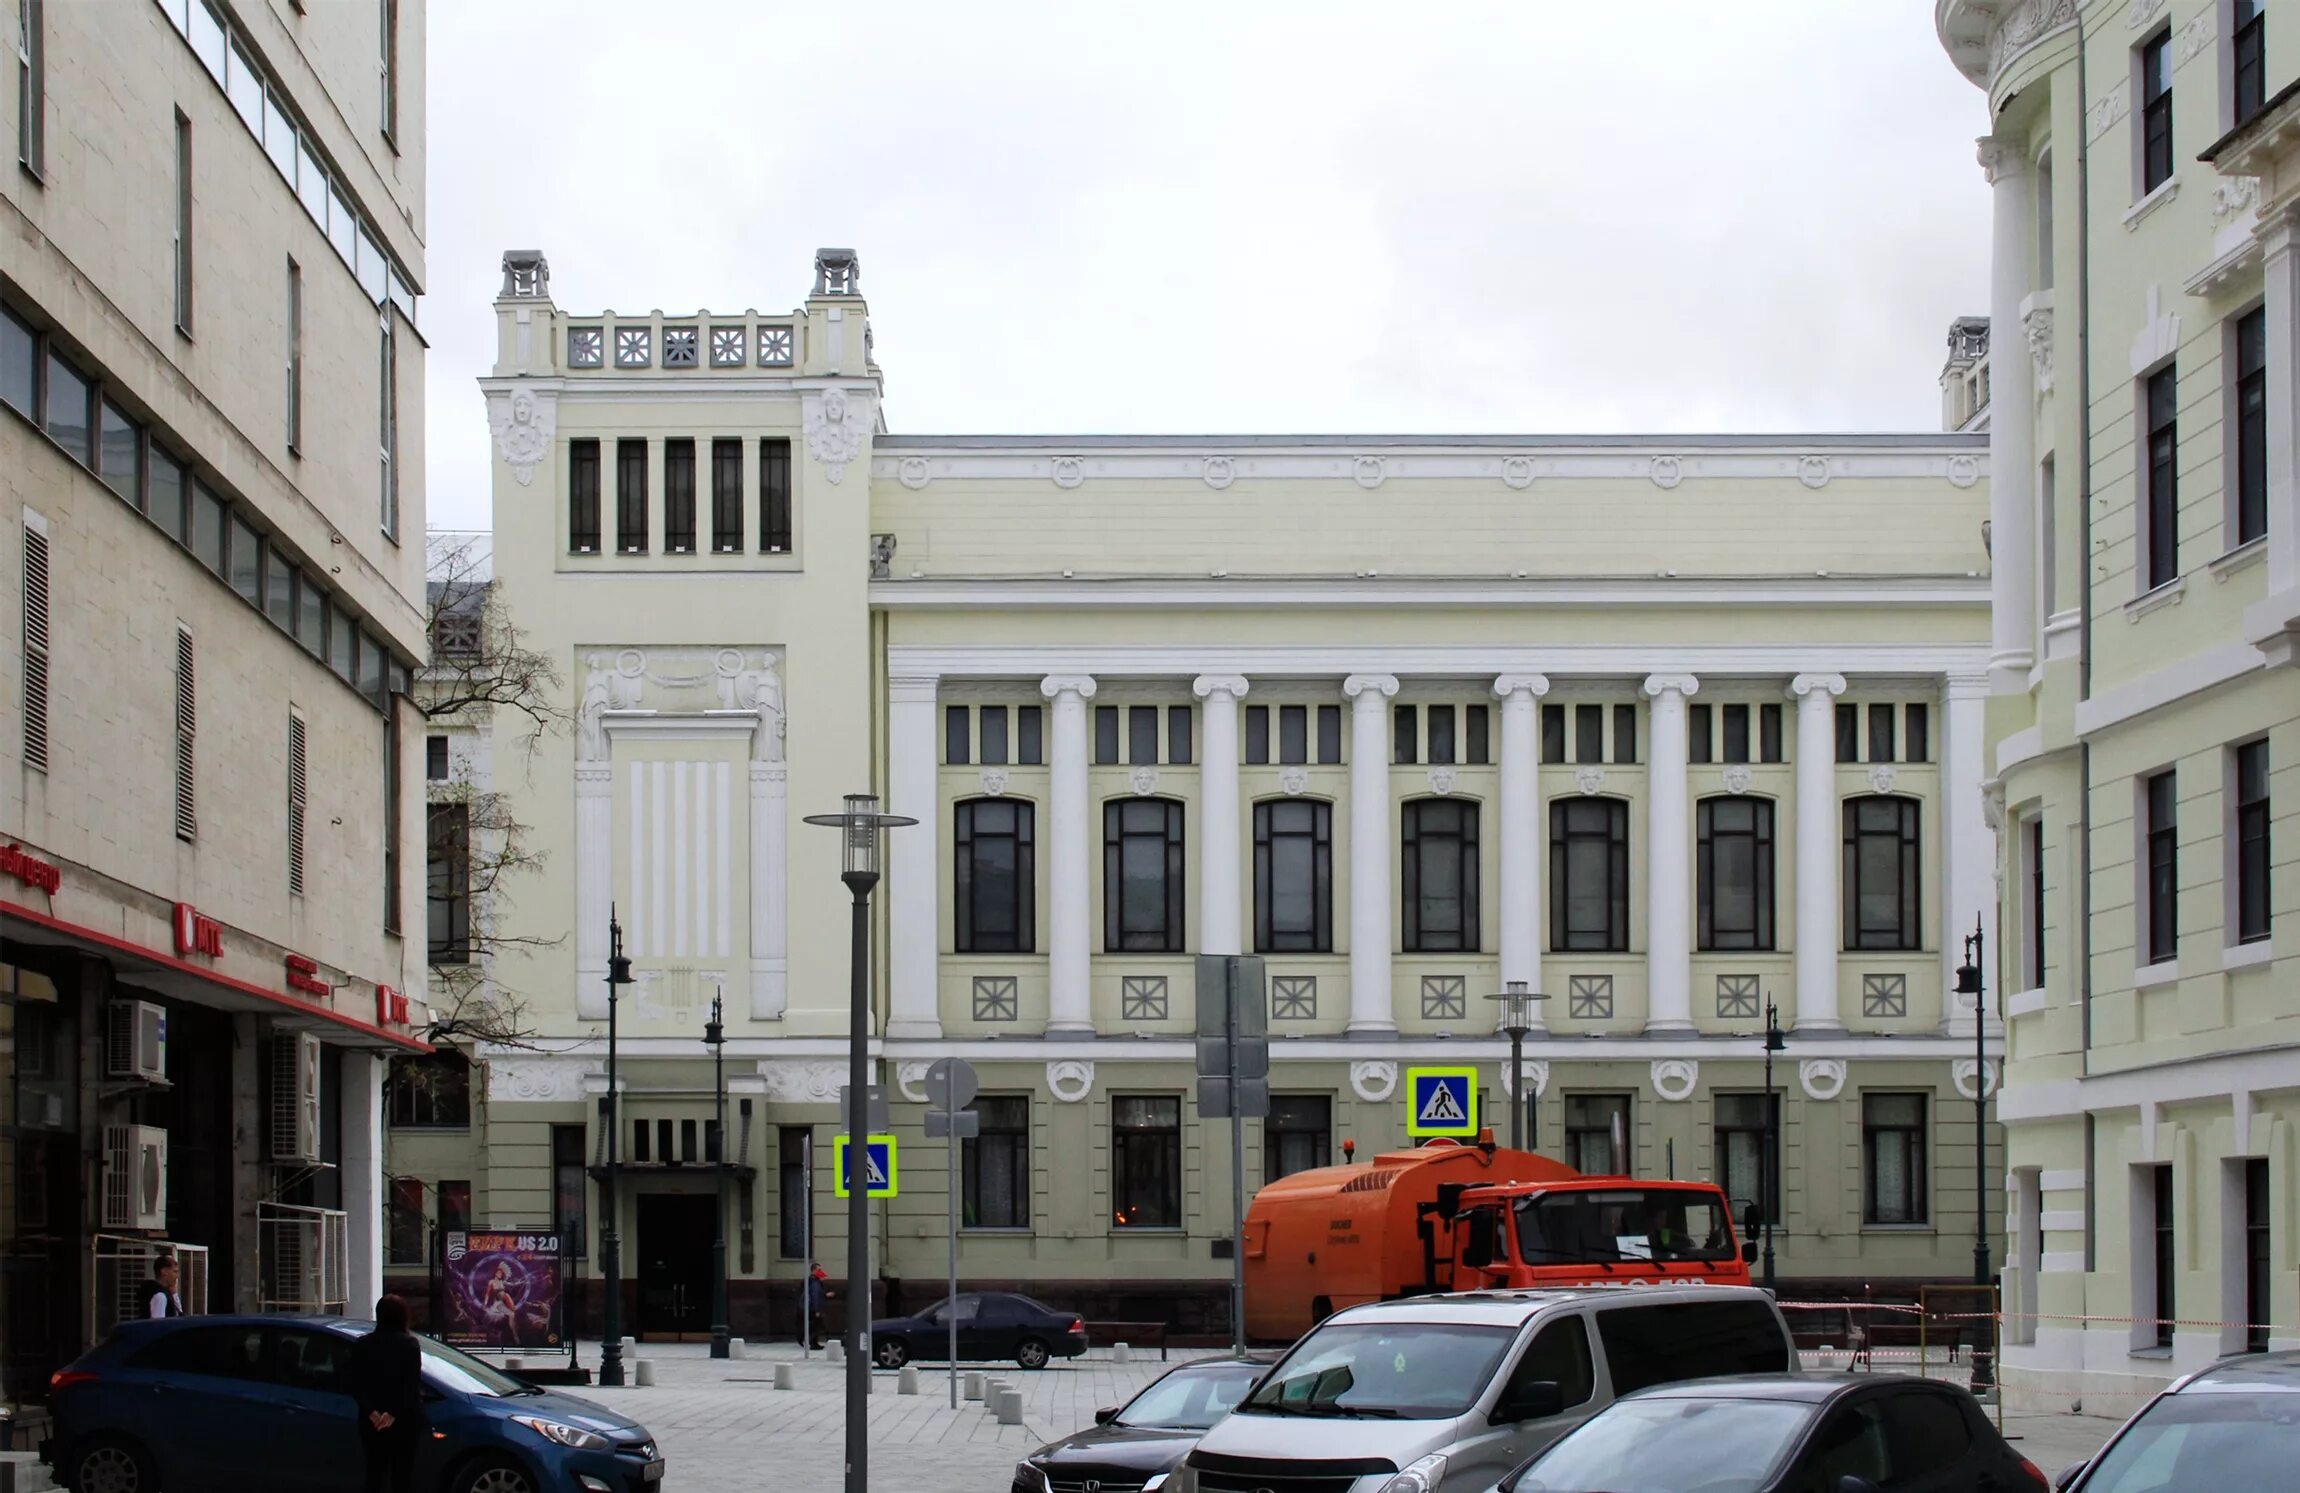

[509,1415,613,1452]
[1142,1473,1169,1493]
[1012,1460,1050,1493]
[1381,1452,1449,1493]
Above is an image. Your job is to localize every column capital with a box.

[1040,673,1098,701]
[1492,673,1552,700]
[1641,673,1699,699]
[1192,674,1251,701]
[1343,673,1399,700]
[1942,670,1991,701]
[1789,672,1847,700]
[888,673,940,704]
[1976,134,2030,185]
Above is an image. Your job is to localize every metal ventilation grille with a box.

[21,525,49,772]
[287,715,308,894]
[173,628,196,841]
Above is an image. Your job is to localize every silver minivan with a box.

[1174,1284,1797,1493]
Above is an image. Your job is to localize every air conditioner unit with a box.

[102,1124,168,1231]
[269,1032,323,1165]
[106,1000,168,1083]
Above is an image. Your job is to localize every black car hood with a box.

[1031,1423,1206,1474]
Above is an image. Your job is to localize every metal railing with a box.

[258,1202,348,1314]
[91,1235,209,1337]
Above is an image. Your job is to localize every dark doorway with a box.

[637,1193,716,1340]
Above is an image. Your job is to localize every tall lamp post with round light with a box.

[1760,997,1786,1294]
[1956,915,1995,1394]
[1484,981,1547,1152]
[704,988,731,1360]
[802,793,915,1493]
[598,911,634,1388]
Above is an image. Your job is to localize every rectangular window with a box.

[2141,28,2174,195]
[1245,705,1269,765]
[1564,1094,1629,1177]
[1168,705,1192,765]
[1255,799,1332,953]
[100,401,140,506]
[2037,152,2055,290]
[1843,796,1921,951]
[425,734,449,781]
[191,483,226,575]
[438,1181,470,1236]
[2146,366,2179,590]
[287,714,308,894]
[1863,1094,1928,1225]
[20,520,49,772]
[1017,705,1042,765]
[378,316,396,538]
[1393,704,1417,765]
[1905,703,1929,764]
[616,439,648,553]
[428,803,471,964]
[386,1053,472,1129]
[1550,797,1629,953]
[2237,308,2268,547]
[1112,1096,1181,1228]
[2145,769,2178,965]
[1403,799,1479,953]
[963,1097,1030,1229]
[2235,0,2267,126]
[1689,704,1713,764]
[2245,1158,2270,1353]
[944,704,969,765]
[173,628,196,840]
[174,111,194,335]
[1836,703,1858,763]
[1317,704,1342,764]
[328,602,355,680]
[955,798,1034,954]
[1,304,34,414]
[711,438,743,552]
[1759,703,1784,763]
[265,545,294,632]
[1128,705,1158,766]
[228,514,259,606]
[42,350,89,463]
[1698,797,1775,951]
[1575,704,1604,765]
[1427,705,1456,766]
[382,701,403,932]
[1714,1093,1780,1225]
[1722,704,1750,765]
[379,0,398,141]
[2026,817,2047,990]
[2235,740,2270,945]
[296,567,325,655]
[568,439,601,553]
[1867,703,1896,764]
[1265,704,1299,765]
[554,1126,587,1256]
[286,260,302,453]
[1104,798,1185,952]
[979,705,1008,766]
[1541,703,1565,764]
[16,0,42,177]
[1264,1095,1332,1184]
[387,1179,424,1265]
[663,438,696,553]
[777,1128,810,1259]
[631,1121,649,1164]
[2152,1164,2175,1348]
[2041,455,2058,616]
[1613,703,1637,765]
[1095,705,1119,765]
[1465,705,1489,765]
[758,438,792,552]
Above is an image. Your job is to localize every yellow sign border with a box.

[1405,1066,1479,1138]
[832,1133,900,1197]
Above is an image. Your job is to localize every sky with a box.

[420,1,1994,531]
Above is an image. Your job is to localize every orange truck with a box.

[1241,1132,1756,1342]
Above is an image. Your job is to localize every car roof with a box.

[2175,1351,2300,1394]
[1326,1283,1772,1329]
[1631,1373,1964,1405]
[111,1313,365,1334]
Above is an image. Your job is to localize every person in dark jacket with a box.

[145,1253,186,1318]
[347,1294,427,1493]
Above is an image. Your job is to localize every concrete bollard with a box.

[621,1336,637,1357]
[1112,1342,1131,1365]
[963,1372,985,1401]
[826,1339,845,1365]
[730,1338,748,1360]
[773,1363,796,1390]
[995,1388,1024,1425]
[633,1360,656,1388]
[898,1366,919,1395]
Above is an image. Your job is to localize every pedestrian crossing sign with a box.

[832,1134,899,1198]
[1406,1067,1478,1139]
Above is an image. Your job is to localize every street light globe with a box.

[1484,979,1546,1036]
[803,792,918,880]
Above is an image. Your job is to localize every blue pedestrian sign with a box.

[1406,1067,1478,1139]
[832,1134,899,1198]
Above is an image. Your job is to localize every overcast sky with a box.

[421,2,1992,531]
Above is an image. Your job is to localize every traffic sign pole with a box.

[923,1057,980,1410]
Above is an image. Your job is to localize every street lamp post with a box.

[1956,916,1995,1393]
[1484,981,1547,1153]
[705,990,731,1359]
[803,794,915,1493]
[599,910,634,1388]
[1760,997,1787,1294]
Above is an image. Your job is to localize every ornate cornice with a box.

[1939,0,2078,92]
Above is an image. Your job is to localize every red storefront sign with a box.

[1,844,62,897]
[375,985,409,1025]
[172,902,224,959]
[284,954,330,999]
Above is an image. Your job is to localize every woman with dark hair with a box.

[348,1294,427,1493]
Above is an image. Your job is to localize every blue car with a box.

[47,1315,664,1493]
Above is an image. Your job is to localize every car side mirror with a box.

[1835,1478,1881,1493]
[1494,1380,1564,1423]
[1093,1406,1118,1426]
[2055,1462,2087,1492]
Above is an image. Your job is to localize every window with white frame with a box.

[2142,769,2178,967]
[2232,0,2267,129]
[17,0,43,178]
[2234,307,2267,549]
[2232,739,2270,947]
[2021,813,2046,992]
[2142,366,2179,591]
[2138,26,2174,198]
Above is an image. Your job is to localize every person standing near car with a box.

[806,1262,829,1349]
[145,1252,186,1318]
[348,1294,427,1493]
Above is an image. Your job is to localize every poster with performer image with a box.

[442,1231,563,1351]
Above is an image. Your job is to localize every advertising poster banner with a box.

[442,1230,564,1351]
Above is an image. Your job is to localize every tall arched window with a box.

[1403,798,1480,952]
[1550,797,1629,952]
[1104,798,1185,952]
[1254,799,1332,953]
[954,798,1035,953]
[1843,795,1922,951]
[1697,796,1775,951]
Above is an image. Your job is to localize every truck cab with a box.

[1435,1177,1755,1294]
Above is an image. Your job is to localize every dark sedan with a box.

[1496,1374,2048,1493]
[2055,1349,2300,1492]
[1013,1355,1272,1493]
[869,1292,1089,1369]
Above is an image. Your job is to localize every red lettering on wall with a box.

[172,903,224,959]
[1,845,62,897]
[375,985,409,1025]
[284,953,330,999]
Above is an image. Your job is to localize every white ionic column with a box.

[1980,136,2036,690]
[886,675,943,1037]
[1042,674,1098,1036]
[1789,673,1847,1032]
[340,1051,385,1315]
[748,761,789,1019]
[1194,676,1250,956]
[1344,674,1400,1034]
[1642,674,1699,1033]
[1494,675,1551,1026]
[1941,673,1998,1036]
[575,763,613,1019]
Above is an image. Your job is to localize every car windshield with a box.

[1516,1189,1737,1266]
[1511,1396,1812,1493]
[415,1334,531,1397]
[1119,1365,1261,1430]
[2078,1390,2300,1492]
[1241,1323,1514,1420]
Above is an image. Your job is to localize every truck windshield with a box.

[1240,1323,1515,1420]
[1515,1189,1734,1266]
